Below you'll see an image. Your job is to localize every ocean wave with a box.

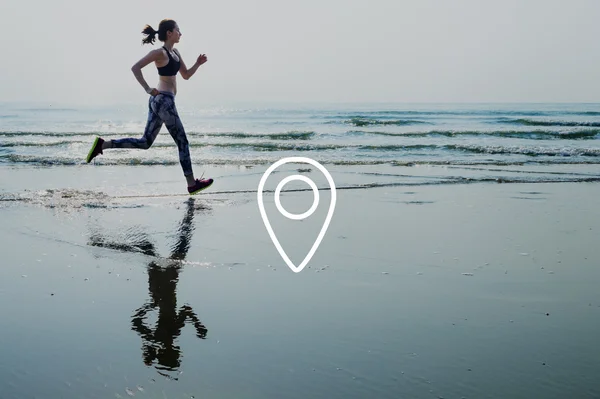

[0,140,328,150]
[328,118,429,127]
[0,140,75,147]
[2,140,599,156]
[441,144,600,157]
[4,126,599,142]
[324,110,600,118]
[0,154,180,166]
[349,129,600,140]
[0,130,315,140]
[336,176,600,186]
[12,107,78,112]
[169,142,338,151]
[198,131,315,140]
[3,149,600,169]
[503,118,600,127]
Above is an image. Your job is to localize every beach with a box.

[4,0,600,394]
[1,160,600,398]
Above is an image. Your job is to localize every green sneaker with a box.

[86,137,104,163]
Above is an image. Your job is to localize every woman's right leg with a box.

[152,93,213,193]
[109,97,164,150]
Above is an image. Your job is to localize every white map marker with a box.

[257,157,337,273]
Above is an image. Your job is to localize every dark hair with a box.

[141,19,177,45]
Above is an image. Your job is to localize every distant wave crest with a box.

[504,118,600,127]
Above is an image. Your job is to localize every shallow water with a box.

[1,166,600,398]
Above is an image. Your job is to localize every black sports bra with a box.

[157,47,181,76]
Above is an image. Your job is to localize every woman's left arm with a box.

[176,50,207,80]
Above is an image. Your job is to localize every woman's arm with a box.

[131,49,163,94]
[175,50,207,80]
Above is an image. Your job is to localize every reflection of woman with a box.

[130,198,208,378]
[132,263,207,376]
[88,198,208,378]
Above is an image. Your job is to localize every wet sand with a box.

[1,164,600,398]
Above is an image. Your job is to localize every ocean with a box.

[1,102,599,177]
[1,101,600,399]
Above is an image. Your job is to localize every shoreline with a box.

[1,163,599,398]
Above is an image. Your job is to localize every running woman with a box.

[86,19,213,195]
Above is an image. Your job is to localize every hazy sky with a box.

[1,0,599,106]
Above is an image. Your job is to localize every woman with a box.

[86,19,213,195]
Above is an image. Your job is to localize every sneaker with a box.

[86,137,105,163]
[188,178,214,195]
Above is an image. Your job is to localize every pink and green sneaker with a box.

[188,178,214,195]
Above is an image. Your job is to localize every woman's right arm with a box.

[131,49,162,95]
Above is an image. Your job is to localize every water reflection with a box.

[88,198,209,380]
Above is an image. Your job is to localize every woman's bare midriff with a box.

[156,76,177,96]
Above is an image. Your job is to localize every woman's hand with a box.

[146,87,160,96]
[196,54,207,66]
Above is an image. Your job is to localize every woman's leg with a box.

[86,97,163,163]
[109,97,164,150]
[152,95,196,185]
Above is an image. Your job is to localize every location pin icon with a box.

[257,157,337,273]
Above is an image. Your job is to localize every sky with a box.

[1,0,600,106]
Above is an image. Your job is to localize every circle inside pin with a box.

[274,175,319,220]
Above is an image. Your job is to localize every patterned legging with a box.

[112,92,193,176]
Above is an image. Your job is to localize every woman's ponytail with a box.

[141,24,157,45]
